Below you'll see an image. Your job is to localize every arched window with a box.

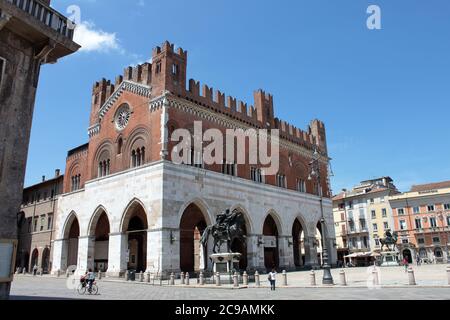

[131,150,137,168]
[117,138,123,155]
[141,147,145,165]
[71,174,82,191]
[131,147,146,168]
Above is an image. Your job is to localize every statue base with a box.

[210,253,242,274]
[380,251,399,266]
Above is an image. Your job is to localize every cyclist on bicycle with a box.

[86,269,96,290]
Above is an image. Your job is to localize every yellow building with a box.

[333,177,399,266]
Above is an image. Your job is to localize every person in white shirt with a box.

[268,268,277,291]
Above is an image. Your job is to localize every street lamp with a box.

[308,147,334,285]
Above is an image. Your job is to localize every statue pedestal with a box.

[380,251,399,266]
[210,253,241,274]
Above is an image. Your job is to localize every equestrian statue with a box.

[200,208,247,254]
[379,229,398,251]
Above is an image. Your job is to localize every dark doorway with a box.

[93,212,110,272]
[263,215,279,270]
[403,249,413,264]
[180,204,208,272]
[67,218,79,268]
[124,205,148,273]
[231,223,248,270]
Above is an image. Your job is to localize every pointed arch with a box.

[177,198,213,226]
[120,198,148,272]
[229,204,253,234]
[261,209,283,235]
[179,200,211,272]
[120,198,149,233]
[88,205,110,236]
[62,211,79,239]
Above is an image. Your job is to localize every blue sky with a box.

[25,0,450,192]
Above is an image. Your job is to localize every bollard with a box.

[408,267,416,285]
[180,272,185,285]
[233,272,239,288]
[125,271,130,281]
[22,268,26,275]
[372,268,379,286]
[215,272,221,286]
[146,272,151,283]
[98,272,102,280]
[447,266,450,285]
[199,272,205,285]
[39,270,43,276]
[243,272,248,286]
[138,271,143,282]
[339,269,347,286]
[255,271,260,287]
[310,270,316,286]
[186,272,190,286]
[282,270,287,286]
[170,273,175,286]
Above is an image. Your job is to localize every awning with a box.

[344,251,377,258]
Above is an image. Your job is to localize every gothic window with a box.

[156,62,162,74]
[172,64,179,75]
[250,167,262,183]
[98,160,110,177]
[131,147,146,168]
[189,148,203,168]
[276,173,286,188]
[296,179,306,193]
[71,174,81,191]
[117,138,123,155]
[222,160,236,176]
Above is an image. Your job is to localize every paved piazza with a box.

[10,265,450,300]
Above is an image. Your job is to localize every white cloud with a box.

[74,21,122,53]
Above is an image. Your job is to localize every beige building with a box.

[389,181,450,264]
[16,170,64,274]
[333,177,399,266]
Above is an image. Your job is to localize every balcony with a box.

[0,0,80,61]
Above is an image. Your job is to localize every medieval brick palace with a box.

[51,41,336,277]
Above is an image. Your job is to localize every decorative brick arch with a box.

[123,126,151,169]
[92,140,114,178]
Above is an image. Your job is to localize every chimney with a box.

[42,175,46,182]
[55,169,61,177]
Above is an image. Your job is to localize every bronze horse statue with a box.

[379,230,398,251]
[200,209,247,253]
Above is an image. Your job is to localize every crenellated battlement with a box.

[152,41,188,60]
[182,77,321,151]
[89,41,326,153]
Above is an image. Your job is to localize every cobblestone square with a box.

[9,265,450,300]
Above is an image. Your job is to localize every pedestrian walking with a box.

[416,255,421,266]
[403,257,409,272]
[33,264,38,276]
[268,268,277,291]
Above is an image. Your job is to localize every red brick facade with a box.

[64,41,330,198]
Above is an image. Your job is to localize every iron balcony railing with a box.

[5,0,75,39]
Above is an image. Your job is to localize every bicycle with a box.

[77,280,99,295]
